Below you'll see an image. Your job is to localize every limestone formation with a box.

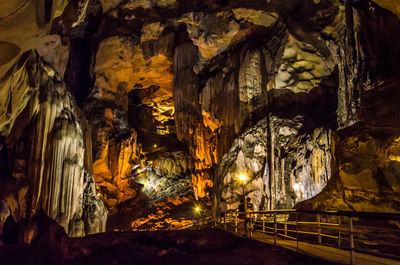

[275,35,332,93]
[37,35,70,77]
[0,51,106,238]
[85,80,141,211]
[94,32,175,127]
[214,117,331,213]
[136,151,193,203]
[0,0,88,83]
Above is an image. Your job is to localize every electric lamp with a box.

[239,174,247,182]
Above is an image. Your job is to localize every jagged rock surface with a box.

[0,0,89,83]
[137,151,193,203]
[299,78,400,212]
[0,52,106,238]
[85,81,141,211]
[214,117,331,213]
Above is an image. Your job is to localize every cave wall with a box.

[137,151,193,204]
[1,0,400,236]
[214,117,332,213]
[168,0,400,214]
[84,80,144,211]
[299,79,400,212]
[171,1,339,199]
[0,51,106,238]
[0,0,107,238]
[86,0,400,216]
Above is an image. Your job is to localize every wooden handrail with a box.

[225,209,400,220]
[220,208,400,263]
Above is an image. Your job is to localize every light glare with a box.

[239,174,247,181]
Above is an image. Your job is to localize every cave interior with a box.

[0,0,400,263]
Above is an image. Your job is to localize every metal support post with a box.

[224,212,227,230]
[235,212,238,233]
[284,223,287,238]
[296,212,299,252]
[274,212,277,245]
[262,215,265,232]
[338,216,341,249]
[349,217,354,265]
[317,214,322,244]
[250,216,253,238]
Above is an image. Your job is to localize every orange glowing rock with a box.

[93,131,140,210]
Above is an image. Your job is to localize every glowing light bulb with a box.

[195,207,200,212]
[239,174,247,182]
[154,144,157,148]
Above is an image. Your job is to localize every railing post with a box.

[296,211,299,252]
[262,215,265,233]
[235,212,238,233]
[284,223,287,239]
[224,212,227,230]
[274,212,277,245]
[317,213,322,244]
[349,217,354,265]
[338,216,341,249]
[250,213,253,238]
[244,213,248,237]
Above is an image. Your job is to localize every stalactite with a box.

[0,51,106,237]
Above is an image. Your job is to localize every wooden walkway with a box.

[228,229,400,265]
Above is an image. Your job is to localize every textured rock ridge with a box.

[85,80,141,211]
[214,116,332,213]
[0,0,89,83]
[137,151,193,203]
[206,1,400,214]
[0,51,106,238]
[299,78,400,212]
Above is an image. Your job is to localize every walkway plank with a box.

[229,229,400,265]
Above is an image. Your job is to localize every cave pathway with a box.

[214,210,400,265]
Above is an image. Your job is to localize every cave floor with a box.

[0,228,340,265]
[246,230,400,265]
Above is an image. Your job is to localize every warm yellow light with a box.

[154,144,157,148]
[195,207,200,212]
[239,174,247,182]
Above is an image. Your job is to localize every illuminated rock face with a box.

[275,35,332,93]
[87,30,180,211]
[372,0,400,18]
[301,133,400,212]
[0,0,88,83]
[173,1,400,215]
[85,81,141,211]
[0,52,106,238]
[0,201,9,234]
[37,35,70,77]
[137,151,193,203]
[299,79,400,212]
[214,117,332,213]
[178,11,277,60]
[93,30,175,134]
[173,18,333,198]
